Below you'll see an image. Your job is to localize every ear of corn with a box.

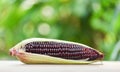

[10,38,104,64]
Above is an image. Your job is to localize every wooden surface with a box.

[0,61,120,72]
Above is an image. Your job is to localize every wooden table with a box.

[0,61,120,72]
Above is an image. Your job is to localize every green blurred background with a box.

[0,0,120,60]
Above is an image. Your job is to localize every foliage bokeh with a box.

[0,0,120,60]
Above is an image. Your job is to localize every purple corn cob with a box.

[25,41,103,61]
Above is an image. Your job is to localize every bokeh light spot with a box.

[41,6,55,18]
[21,0,37,10]
[23,23,34,37]
[92,3,101,12]
[38,23,51,36]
